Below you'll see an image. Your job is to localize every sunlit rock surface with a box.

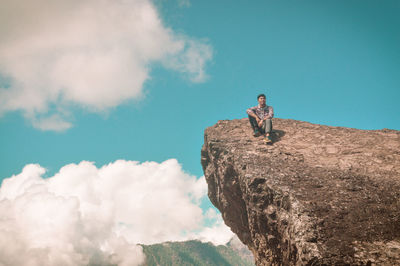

[201,118,400,265]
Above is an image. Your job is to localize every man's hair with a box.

[257,94,266,100]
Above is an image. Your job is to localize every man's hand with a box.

[257,119,263,127]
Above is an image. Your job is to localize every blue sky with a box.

[1,0,399,180]
[0,0,399,258]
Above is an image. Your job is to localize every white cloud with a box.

[191,208,235,245]
[0,159,233,265]
[0,0,212,131]
[177,0,191,8]
[31,113,73,132]
[163,39,213,83]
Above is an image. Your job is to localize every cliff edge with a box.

[201,118,400,265]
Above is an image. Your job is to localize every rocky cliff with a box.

[201,118,400,265]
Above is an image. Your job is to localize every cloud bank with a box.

[0,0,212,131]
[0,159,233,266]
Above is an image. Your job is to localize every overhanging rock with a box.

[201,118,400,265]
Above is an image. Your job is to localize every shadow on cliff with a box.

[271,129,285,143]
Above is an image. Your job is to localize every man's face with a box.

[258,96,266,106]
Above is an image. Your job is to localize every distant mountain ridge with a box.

[141,238,254,266]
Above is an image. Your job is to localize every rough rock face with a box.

[201,118,400,265]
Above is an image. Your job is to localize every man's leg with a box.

[262,119,273,142]
[248,115,261,136]
[263,119,272,135]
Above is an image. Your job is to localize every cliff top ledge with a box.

[201,118,400,265]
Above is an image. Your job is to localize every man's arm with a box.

[246,107,260,121]
[268,106,274,119]
[263,106,274,120]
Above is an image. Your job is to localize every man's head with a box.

[257,94,266,106]
[257,94,266,100]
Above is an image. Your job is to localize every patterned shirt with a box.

[246,105,274,120]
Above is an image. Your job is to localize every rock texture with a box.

[201,118,400,265]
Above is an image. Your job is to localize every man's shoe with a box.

[253,130,261,137]
[264,135,272,144]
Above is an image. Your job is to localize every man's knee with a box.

[264,119,272,132]
[248,115,257,130]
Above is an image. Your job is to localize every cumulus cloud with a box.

[192,208,235,245]
[177,0,191,8]
[0,159,233,265]
[0,0,212,131]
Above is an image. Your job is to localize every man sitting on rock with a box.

[246,94,274,143]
